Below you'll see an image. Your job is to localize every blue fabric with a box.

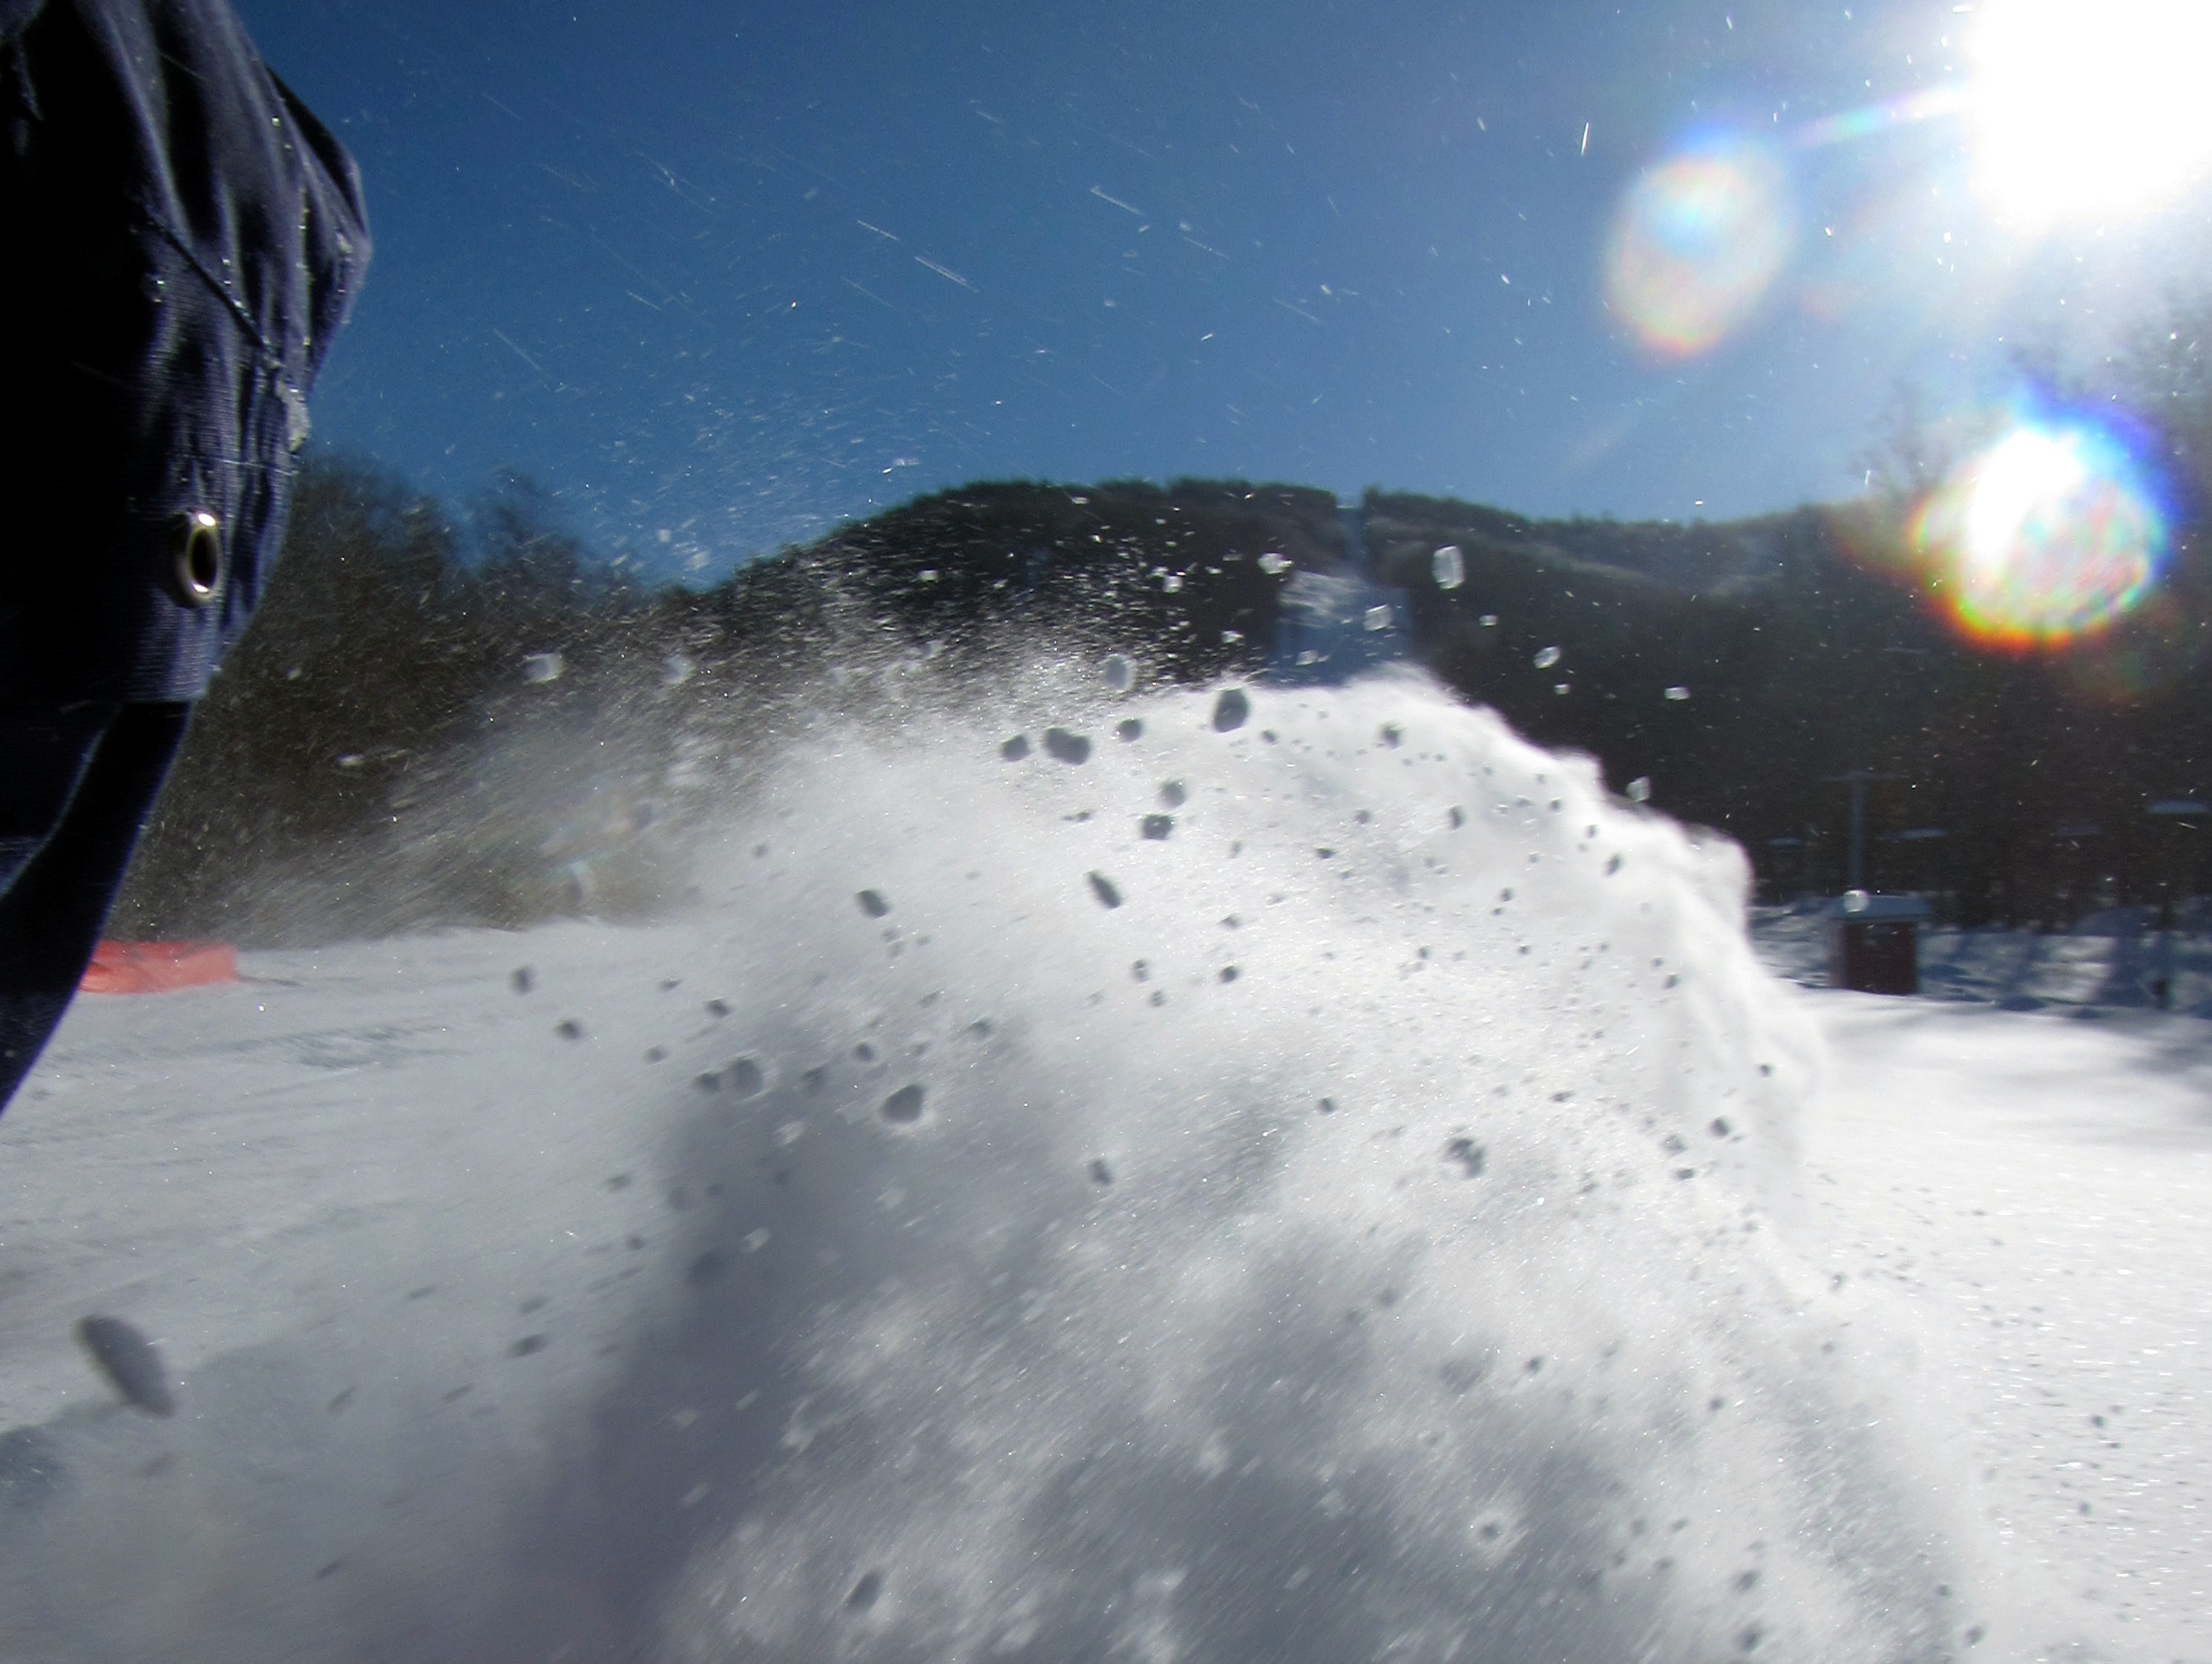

[0,701,191,1110]
[0,0,370,703]
[0,0,365,1112]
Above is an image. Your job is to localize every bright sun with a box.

[1971,0,2212,222]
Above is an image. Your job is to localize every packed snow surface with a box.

[0,671,2204,1663]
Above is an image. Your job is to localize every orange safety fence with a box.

[79,940,240,995]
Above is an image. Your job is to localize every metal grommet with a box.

[174,510,223,606]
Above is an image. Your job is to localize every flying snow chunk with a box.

[1480,613,1499,627]
[521,652,565,684]
[76,1316,174,1417]
[1432,544,1465,589]
[1103,654,1135,692]
[1627,775,1653,802]
[1212,688,1250,731]
[663,653,696,688]
[1664,684,1691,701]
[1363,605,1394,632]
[1258,551,1292,576]
[1534,645,1563,669]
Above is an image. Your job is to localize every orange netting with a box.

[79,940,240,995]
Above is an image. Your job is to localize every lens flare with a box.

[1970,0,2212,222]
[1911,419,2167,648]
[1604,133,1794,358]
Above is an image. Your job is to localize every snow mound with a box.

[0,669,1992,1663]
[639,673,1960,1662]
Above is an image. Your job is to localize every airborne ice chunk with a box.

[521,652,564,684]
[1363,606,1392,632]
[1533,645,1562,669]
[1431,544,1465,589]
[1258,550,1291,575]
[1664,685,1691,701]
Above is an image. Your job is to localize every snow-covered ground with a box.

[0,671,2206,1663]
[1754,905,2212,1018]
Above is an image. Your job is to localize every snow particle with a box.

[1141,814,1174,839]
[1625,777,1653,803]
[1534,645,1562,669]
[1160,780,1187,808]
[1258,550,1292,575]
[76,1317,173,1417]
[1117,718,1144,741]
[1445,1137,1486,1178]
[511,966,534,994]
[1364,605,1394,632]
[1103,654,1136,691]
[1432,544,1466,589]
[686,1251,727,1288]
[1044,727,1092,764]
[1089,1158,1115,1185]
[521,652,564,684]
[554,1019,584,1041]
[1089,871,1123,908]
[847,1570,885,1611]
[1001,734,1031,761]
[882,1084,927,1124]
[857,888,890,917]
[1212,689,1250,731]
[1664,685,1691,701]
[508,1334,548,1357]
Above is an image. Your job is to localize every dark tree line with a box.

[115,432,2210,943]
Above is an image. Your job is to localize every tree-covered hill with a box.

[111,457,2210,943]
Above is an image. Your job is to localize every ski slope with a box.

[0,672,2206,1663]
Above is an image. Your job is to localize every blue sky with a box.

[238,0,2206,580]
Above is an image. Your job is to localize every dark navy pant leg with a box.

[0,702,193,1113]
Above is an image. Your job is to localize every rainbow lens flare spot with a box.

[1604,134,1793,358]
[1912,422,2167,648]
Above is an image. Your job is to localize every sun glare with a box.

[1912,420,2167,648]
[1971,0,2212,222]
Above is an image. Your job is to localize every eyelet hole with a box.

[176,511,222,605]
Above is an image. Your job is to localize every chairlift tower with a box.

[1822,769,1905,892]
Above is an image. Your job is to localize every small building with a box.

[1825,891,1932,995]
